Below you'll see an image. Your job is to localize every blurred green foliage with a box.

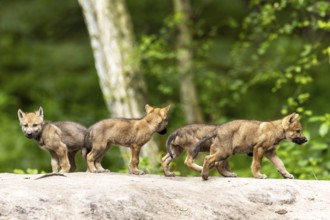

[0,0,329,180]
[0,0,109,173]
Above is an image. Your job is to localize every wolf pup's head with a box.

[145,104,171,135]
[282,113,307,145]
[18,107,44,139]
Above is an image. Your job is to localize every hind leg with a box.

[86,143,108,173]
[184,154,203,173]
[162,153,175,177]
[94,145,111,173]
[162,145,183,177]
[202,144,231,180]
[216,159,237,177]
[68,150,78,172]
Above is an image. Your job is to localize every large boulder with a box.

[0,173,329,219]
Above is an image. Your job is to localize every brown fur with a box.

[85,104,170,174]
[18,107,87,173]
[162,124,235,177]
[193,113,307,180]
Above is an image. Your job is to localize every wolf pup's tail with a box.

[166,133,176,159]
[82,130,92,160]
[192,134,216,159]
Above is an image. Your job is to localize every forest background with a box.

[0,0,329,180]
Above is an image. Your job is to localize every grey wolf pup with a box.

[18,107,87,173]
[85,104,170,174]
[192,113,307,180]
[162,124,235,177]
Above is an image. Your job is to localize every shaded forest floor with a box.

[0,173,329,219]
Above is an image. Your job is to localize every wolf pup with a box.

[18,107,87,173]
[193,113,307,180]
[85,104,170,174]
[162,124,235,177]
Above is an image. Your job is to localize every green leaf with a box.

[13,169,25,174]
[319,123,329,137]
[26,168,39,174]
[310,142,328,151]
[308,116,324,122]
[298,160,308,167]
[325,162,330,170]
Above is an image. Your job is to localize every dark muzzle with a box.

[292,137,307,145]
[158,127,167,135]
[25,131,33,139]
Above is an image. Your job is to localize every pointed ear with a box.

[37,106,44,117]
[159,105,170,117]
[17,109,25,120]
[145,104,153,113]
[282,113,299,128]
[289,113,299,123]
[161,105,171,115]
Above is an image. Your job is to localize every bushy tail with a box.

[192,134,216,159]
[166,133,176,159]
[82,130,92,160]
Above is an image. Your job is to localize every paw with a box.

[202,174,209,181]
[97,169,110,173]
[89,170,99,173]
[283,173,294,179]
[130,170,145,175]
[255,173,267,179]
[86,168,97,173]
[201,167,209,180]
[225,172,238,178]
[164,171,175,177]
[88,169,109,173]
[59,169,70,173]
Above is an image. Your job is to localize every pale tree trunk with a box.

[174,0,204,123]
[79,0,159,170]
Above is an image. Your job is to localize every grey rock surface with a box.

[0,173,329,219]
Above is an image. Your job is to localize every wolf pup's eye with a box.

[33,124,38,127]
[296,129,301,133]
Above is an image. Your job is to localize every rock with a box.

[0,173,329,219]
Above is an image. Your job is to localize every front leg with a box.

[264,149,294,179]
[251,146,267,179]
[129,145,145,175]
[48,150,59,173]
[54,143,71,173]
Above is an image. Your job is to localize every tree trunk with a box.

[78,0,159,170]
[174,0,204,123]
